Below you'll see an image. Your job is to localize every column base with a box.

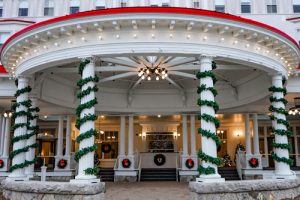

[196,174,225,183]
[263,172,297,180]
[70,178,101,184]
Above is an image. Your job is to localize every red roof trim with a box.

[0,65,7,73]
[0,19,35,24]
[287,16,300,21]
[1,7,299,54]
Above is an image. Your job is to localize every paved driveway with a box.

[105,182,191,200]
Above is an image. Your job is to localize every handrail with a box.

[138,156,142,182]
[236,151,243,180]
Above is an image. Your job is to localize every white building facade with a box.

[0,0,299,183]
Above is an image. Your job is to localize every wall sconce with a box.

[234,130,242,137]
[142,132,146,139]
[3,111,12,118]
[173,132,178,139]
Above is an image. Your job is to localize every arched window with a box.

[44,0,54,16]
[215,0,225,13]
[293,0,300,13]
[19,0,29,16]
[267,0,277,13]
[0,0,3,17]
[241,0,251,13]
[70,0,80,14]
[96,0,105,10]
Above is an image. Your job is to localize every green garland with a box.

[75,99,98,117]
[84,167,100,175]
[9,143,38,159]
[198,128,221,147]
[271,153,293,166]
[268,86,287,96]
[197,99,219,112]
[11,100,32,111]
[197,60,222,175]
[74,144,98,162]
[272,142,292,151]
[269,105,288,115]
[75,59,99,175]
[197,84,218,97]
[269,96,288,105]
[199,113,220,128]
[9,158,37,172]
[14,86,31,97]
[198,150,222,166]
[198,165,216,175]
[76,129,97,143]
[269,83,293,167]
[77,86,98,99]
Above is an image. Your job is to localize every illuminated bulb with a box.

[152,34,155,38]
[142,75,145,80]
[295,109,298,113]
[187,35,191,39]
[289,110,293,115]
[146,69,150,74]
[157,115,161,118]
[169,34,173,38]
[116,34,120,39]
[164,73,168,77]
[33,49,37,52]
[155,69,159,73]
[220,37,225,42]
[19,56,23,59]
[81,37,86,41]
[138,72,143,77]
[275,53,279,56]
[156,76,159,81]
[147,76,151,81]
[54,42,58,46]
[3,113,7,118]
[203,36,207,41]
[98,36,102,40]
[256,47,261,51]
[133,34,137,38]
[43,46,47,49]
[162,75,165,79]
[246,44,250,48]
[233,40,238,44]
[162,70,166,75]
[266,50,270,53]
[67,40,72,44]
[280,57,284,60]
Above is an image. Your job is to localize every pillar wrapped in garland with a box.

[72,57,100,183]
[269,74,296,179]
[25,98,39,177]
[8,77,31,180]
[196,56,224,183]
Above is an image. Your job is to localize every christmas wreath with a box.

[0,160,4,168]
[185,158,194,169]
[101,143,112,154]
[122,158,131,168]
[248,157,259,168]
[154,154,166,166]
[57,159,67,169]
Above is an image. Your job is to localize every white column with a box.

[197,56,223,182]
[119,116,126,156]
[128,116,134,156]
[56,116,64,157]
[2,117,11,158]
[0,116,5,156]
[25,98,38,176]
[8,77,29,180]
[65,115,71,157]
[271,75,294,177]
[182,115,188,156]
[253,114,260,155]
[73,57,98,182]
[190,115,196,156]
[245,113,252,155]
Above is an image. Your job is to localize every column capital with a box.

[17,75,30,83]
[78,56,97,64]
[198,55,215,61]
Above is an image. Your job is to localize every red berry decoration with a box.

[185,158,195,169]
[122,158,131,168]
[57,159,67,169]
[248,158,259,168]
[0,160,4,168]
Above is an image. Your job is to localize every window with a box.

[162,0,170,7]
[241,0,251,13]
[120,0,127,7]
[18,0,29,16]
[44,0,54,16]
[69,0,80,14]
[267,0,277,13]
[150,0,159,7]
[0,32,10,49]
[293,0,300,13]
[96,0,105,10]
[0,1,3,17]
[215,0,225,13]
[193,1,200,8]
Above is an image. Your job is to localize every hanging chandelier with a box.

[138,66,168,81]
[289,97,300,115]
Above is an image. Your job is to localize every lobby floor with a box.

[105,182,191,200]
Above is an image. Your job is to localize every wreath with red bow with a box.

[122,158,131,168]
[185,158,194,169]
[57,159,67,169]
[248,158,259,168]
[0,160,4,168]
[101,143,112,154]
